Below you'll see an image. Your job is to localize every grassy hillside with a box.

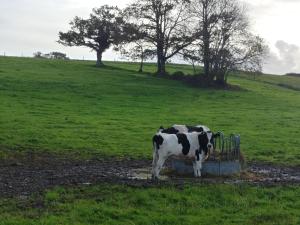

[0,57,300,164]
[1,57,300,225]
[236,72,300,91]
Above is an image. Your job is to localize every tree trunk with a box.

[157,52,166,76]
[203,8,210,79]
[139,56,144,73]
[157,57,161,74]
[203,32,211,81]
[157,58,166,76]
[203,48,210,77]
[96,51,104,67]
[192,60,196,74]
[156,40,166,76]
[215,72,226,86]
[161,58,166,75]
[202,4,212,83]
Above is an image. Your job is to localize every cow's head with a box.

[198,131,220,159]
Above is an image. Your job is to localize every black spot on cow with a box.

[198,133,209,155]
[177,133,190,155]
[161,127,179,134]
[195,149,201,161]
[153,135,164,150]
[187,126,204,133]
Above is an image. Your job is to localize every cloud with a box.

[242,0,300,20]
[0,0,128,58]
[275,0,300,2]
[264,40,300,75]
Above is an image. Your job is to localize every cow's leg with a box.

[195,160,202,177]
[152,154,167,180]
[192,162,197,177]
[152,148,158,172]
[194,150,203,177]
[152,151,159,180]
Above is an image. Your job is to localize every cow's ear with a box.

[159,126,164,130]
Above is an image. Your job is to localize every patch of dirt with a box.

[247,162,300,184]
[0,154,299,198]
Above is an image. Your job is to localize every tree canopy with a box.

[58,5,128,67]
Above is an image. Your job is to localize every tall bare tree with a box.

[58,5,127,67]
[190,0,267,85]
[114,22,155,72]
[117,41,155,72]
[126,0,196,75]
[181,46,201,74]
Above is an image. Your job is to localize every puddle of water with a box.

[130,168,168,180]
[130,165,300,184]
[130,168,151,180]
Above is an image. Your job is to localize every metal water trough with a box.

[172,133,242,176]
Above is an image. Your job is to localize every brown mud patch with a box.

[0,154,299,198]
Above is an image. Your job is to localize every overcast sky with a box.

[1,0,300,75]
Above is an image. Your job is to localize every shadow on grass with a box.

[86,63,154,76]
[86,62,246,91]
[278,83,300,91]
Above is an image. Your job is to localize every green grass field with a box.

[0,57,299,164]
[1,56,300,224]
[1,184,300,225]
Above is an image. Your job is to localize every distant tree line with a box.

[34,51,69,60]
[58,0,268,86]
[285,73,300,77]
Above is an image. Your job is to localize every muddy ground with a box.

[0,154,299,198]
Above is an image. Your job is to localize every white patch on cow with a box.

[172,124,211,133]
[172,124,189,133]
[206,132,214,155]
[207,132,212,141]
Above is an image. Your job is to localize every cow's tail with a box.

[152,135,159,169]
[152,135,163,179]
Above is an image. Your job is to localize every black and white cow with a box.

[152,130,219,179]
[159,124,210,134]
